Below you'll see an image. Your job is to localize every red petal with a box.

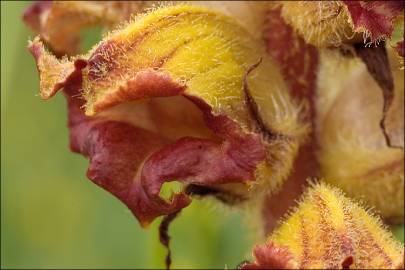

[141,98,265,208]
[239,242,294,269]
[89,68,187,115]
[343,1,405,42]
[63,70,187,226]
[30,41,266,226]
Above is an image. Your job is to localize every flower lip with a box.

[29,36,268,226]
[27,4,305,226]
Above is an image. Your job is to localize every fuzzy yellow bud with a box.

[241,183,404,269]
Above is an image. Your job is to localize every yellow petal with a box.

[278,1,356,47]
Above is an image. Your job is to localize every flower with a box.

[28,4,306,226]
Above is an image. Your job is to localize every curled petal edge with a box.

[29,37,267,227]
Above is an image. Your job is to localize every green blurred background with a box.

[1,2,403,269]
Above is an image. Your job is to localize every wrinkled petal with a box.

[23,1,147,56]
[241,183,404,269]
[51,50,266,226]
[316,48,404,222]
[28,5,306,226]
[343,1,405,43]
[66,87,190,226]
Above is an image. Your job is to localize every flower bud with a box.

[241,183,404,269]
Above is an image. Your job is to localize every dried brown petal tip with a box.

[23,1,147,56]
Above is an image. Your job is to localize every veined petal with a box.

[241,183,404,269]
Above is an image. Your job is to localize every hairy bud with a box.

[241,183,404,269]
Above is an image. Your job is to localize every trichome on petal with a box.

[278,1,404,48]
[241,183,404,269]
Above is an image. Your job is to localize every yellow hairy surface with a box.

[279,1,357,47]
[316,49,404,222]
[269,183,404,269]
[83,5,302,135]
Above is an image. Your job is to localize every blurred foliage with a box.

[0,1,403,269]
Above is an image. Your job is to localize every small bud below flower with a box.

[242,183,404,269]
